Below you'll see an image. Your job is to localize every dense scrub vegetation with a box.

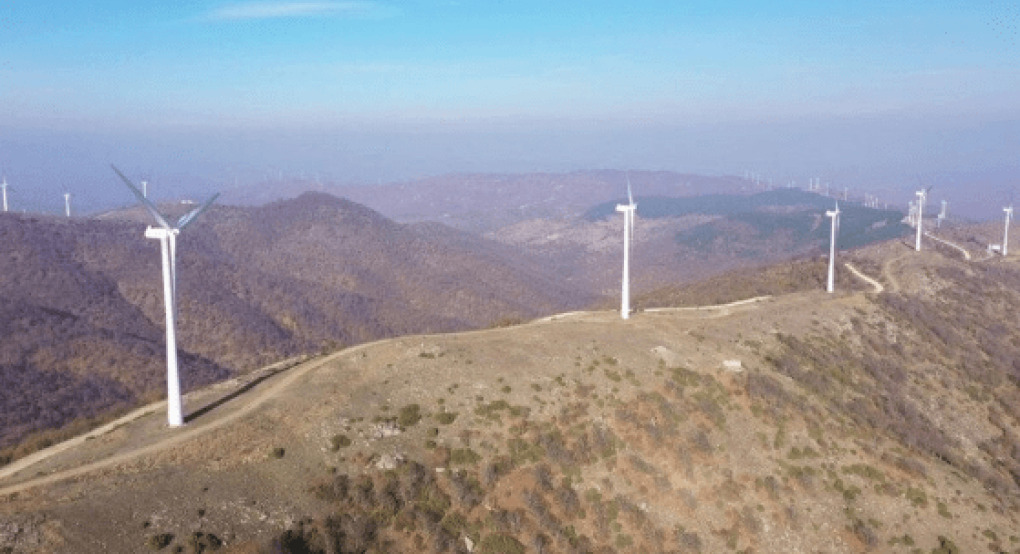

[762,260,1020,494]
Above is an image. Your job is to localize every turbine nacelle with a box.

[144,227,179,240]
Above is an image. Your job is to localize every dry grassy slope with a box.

[5,240,1020,553]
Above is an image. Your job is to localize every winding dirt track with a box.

[0,352,351,496]
[643,295,773,313]
[1,295,786,497]
[0,276,898,498]
[924,232,972,260]
[881,255,905,293]
[844,262,884,293]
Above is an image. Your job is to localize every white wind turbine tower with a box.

[616,180,637,320]
[112,165,219,427]
[1,176,8,212]
[914,187,930,251]
[64,193,71,217]
[937,200,948,228]
[826,202,840,293]
[1003,205,1013,256]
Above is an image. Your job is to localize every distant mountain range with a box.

[496,188,910,295]
[221,170,756,233]
[0,193,591,455]
[586,189,908,252]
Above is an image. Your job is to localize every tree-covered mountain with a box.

[584,189,909,260]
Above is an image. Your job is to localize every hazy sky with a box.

[1,0,1019,216]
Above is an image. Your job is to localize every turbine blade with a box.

[176,192,220,230]
[112,165,172,229]
[627,178,634,205]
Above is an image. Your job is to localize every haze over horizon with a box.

[1,0,1018,218]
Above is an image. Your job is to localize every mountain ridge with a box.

[0,193,591,459]
[3,236,1020,553]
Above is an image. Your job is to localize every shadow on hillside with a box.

[184,369,284,424]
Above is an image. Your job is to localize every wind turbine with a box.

[937,200,948,228]
[616,180,637,320]
[1004,205,1013,256]
[914,187,931,251]
[1,176,8,212]
[826,202,840,293]
[112,165,219,427]
[64,193,71,218]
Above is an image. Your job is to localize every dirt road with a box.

[844,262,884,293]
[925,232,972,260]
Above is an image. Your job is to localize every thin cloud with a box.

[206,2,397,21]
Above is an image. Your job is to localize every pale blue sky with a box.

[1,1,1018,216]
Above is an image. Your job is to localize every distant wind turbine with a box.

[112,165,219,427]
[914,187,931,251]
[826,202,840,293]
[64,193,71,218]
[1004,205,1013,256]
[616,180,637,320]
[1,176,8,212]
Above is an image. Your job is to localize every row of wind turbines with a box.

[615,177,849,320]
[617,181,1014,322]
[102,167,1013,428]
[615,181,844,322]
[0,175,150,217]
[908,186,1014,257]
[743,171,891,209]
[1,176,73,216]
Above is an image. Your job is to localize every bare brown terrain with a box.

[3,231,1020,554]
